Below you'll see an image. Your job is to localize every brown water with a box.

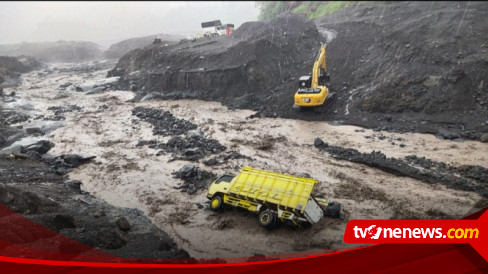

[6,63,486,258]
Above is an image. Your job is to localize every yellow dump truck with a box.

[206,166,329,228]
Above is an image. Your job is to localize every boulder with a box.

[480,133,488,143]
[115,217,131,232]
[179,164,195,175]
[314,138,324,147]
[21,140,54,154]
[63,154,96,167]
[437,128,460,140]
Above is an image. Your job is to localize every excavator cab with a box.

[298,76,312,89]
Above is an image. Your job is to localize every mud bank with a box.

[0,155,190,259]
[314,138,488,198]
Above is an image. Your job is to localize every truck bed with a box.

[228,167,318,212]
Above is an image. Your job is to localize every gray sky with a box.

[0,1,259,47]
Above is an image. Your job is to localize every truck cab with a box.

[206,174,235,199]
[201,20,222,38]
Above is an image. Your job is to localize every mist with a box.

[0,1,260,48]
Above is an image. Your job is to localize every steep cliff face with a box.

[108,13,323,106]
[316,1,488,115]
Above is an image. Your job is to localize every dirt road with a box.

[3,63,485,259]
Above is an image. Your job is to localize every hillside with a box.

[107,2,488,141]
[104,33,184,59]
[0,55,41,88]
[0,41,102,62]
[257,1,359,20]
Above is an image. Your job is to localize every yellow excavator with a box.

[294,43,330,109]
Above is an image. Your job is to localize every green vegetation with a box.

[255,2,289,21]
[304,2,358,19]
[293,2,314,15]
[256,1,361,20]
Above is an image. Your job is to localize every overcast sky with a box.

[0,1,260,47]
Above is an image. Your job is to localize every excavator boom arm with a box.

[311,44,326,88]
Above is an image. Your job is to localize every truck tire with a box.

[324,202,341,218]
[258,210,275,228]
[210,196,223,211]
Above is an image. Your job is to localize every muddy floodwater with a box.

[5,63,487,259]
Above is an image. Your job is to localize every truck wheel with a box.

[324,202,341,218]
[258,210,275,228]
[210,196,223,211]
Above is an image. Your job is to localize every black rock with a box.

[95,228,127,249]
[55,167,70,175]
[480,133,488,143]
[187,184,197,195]
[53,214,76,231]
[115,217,131,232]
[21,140,54,155]
[0,191,14,204]
[298,172,311,178]
[184,148,201,156]
[158,241,175,251]
[47,105,83,115]
[203,157,218,166]
[314,138,324,147]
[437,128,460,140]
[64,179,82,192]
[179,164,196,175]
[63,154,96,167]
[25,127,44,135]
[172,165,216,194]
